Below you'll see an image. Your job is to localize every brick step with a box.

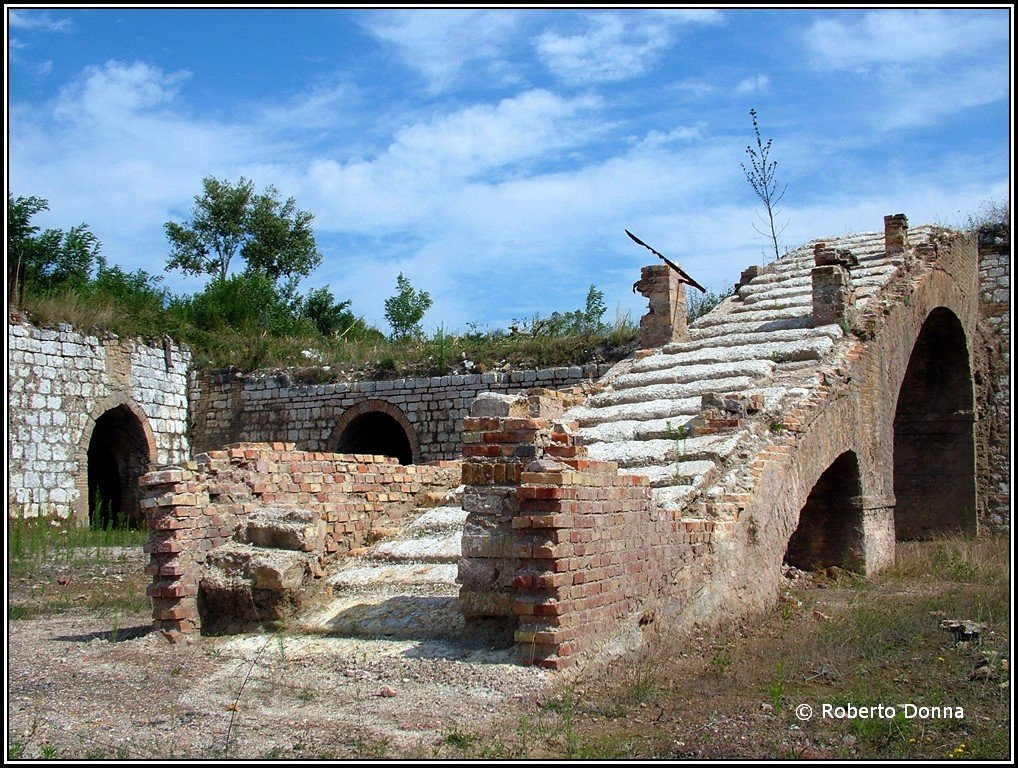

[577,414,699,444]
[405,506,468,536]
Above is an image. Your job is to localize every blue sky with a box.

[7,8,1011,332]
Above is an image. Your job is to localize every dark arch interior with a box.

[893,308,976,539]
[336,411,413,465]
[87,405,151,529]
[785,451,865,572]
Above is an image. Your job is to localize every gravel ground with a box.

[7,550,551,760]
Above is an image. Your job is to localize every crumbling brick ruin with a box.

[7,212,1011,672]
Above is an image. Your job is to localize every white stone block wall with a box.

[7,322,191,521]
[191,364,611,462]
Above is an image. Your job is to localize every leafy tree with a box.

[8,194,102,293]
[299,286,354,337]
[243,187,322,281]
[165,177,254,281]
[582,284,607,331]
[173,271,308,335]
[384,272,432,341]
[164,176,321,284]
[741,108,787,264]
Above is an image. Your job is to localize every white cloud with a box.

[359,10,524,93]
[536,10,722,85]
[806,10,1004,70]
[8,9,71,32]
[53,61,190,123]
[735,74,770,95]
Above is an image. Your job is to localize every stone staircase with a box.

[299,486,470,639]
[566,227,926,514]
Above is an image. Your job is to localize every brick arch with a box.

[785,450,866,572]
[892,306,976,538]
[329,399,420,465]
[74,395,158,528]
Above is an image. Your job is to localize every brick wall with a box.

[7,321,190,522]
[189,364,610,461]
[975,224,1010,532]
[140,443,458,639]
[457,396,734,670]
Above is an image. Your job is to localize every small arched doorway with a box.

[333,401,418,465]
[86,404,153,529]
[893,308,976,539]
[785,451,865,572]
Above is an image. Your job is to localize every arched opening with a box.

[785,451,865,572]
[87,405,152,529]
[336,411,414,465]
[893,308,976,539]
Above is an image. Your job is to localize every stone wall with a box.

[140,443,459,639]
[189,364,610,462]
[7,321,191,523]
[975,224,1010,532]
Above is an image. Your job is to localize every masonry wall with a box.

[7,321,191,522]
[141,443,459,639]
[458,406,735,670]
[189,364,610,461]
[975,224,1010,532]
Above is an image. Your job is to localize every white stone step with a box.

[694,306,812,329]
[653,485,699,511]
[618,460,716,487]
[657,325,841,357]
[690,315,814,339]
[611,359,776,391]
[644,337,835,369]
[329,561,459,591]
[303,593,463,638]
[405,506,468,535]
[371,531,462,563]
[567,396,701,427]
[588,372,770,409]
[578,415,699,444]
[585,433,743,468]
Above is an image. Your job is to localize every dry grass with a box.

[466,535,1010,760]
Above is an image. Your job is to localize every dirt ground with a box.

[7,538,1011,760]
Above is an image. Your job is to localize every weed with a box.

[41,744,58,759]
[442,729,478,750]
[627,662,660,703]
[297,689,316,702]
[769,419,784,433]
[8,742,25,759]
[708,644,733,678]
[767,661,785,711]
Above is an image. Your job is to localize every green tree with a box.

[582,284,607,331]
[242,187,322,281]
[741,108,787,263]
[8,194,102,294]
[299,285,353,337]
[384,272,432,341]
[164,176,322,284]
[165,176,253,281]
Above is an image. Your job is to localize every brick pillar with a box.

[811,243,856,327]
[634,264,687,348]
[884,213,909,255]
[457,391,582,620]
[141,467,204,641]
